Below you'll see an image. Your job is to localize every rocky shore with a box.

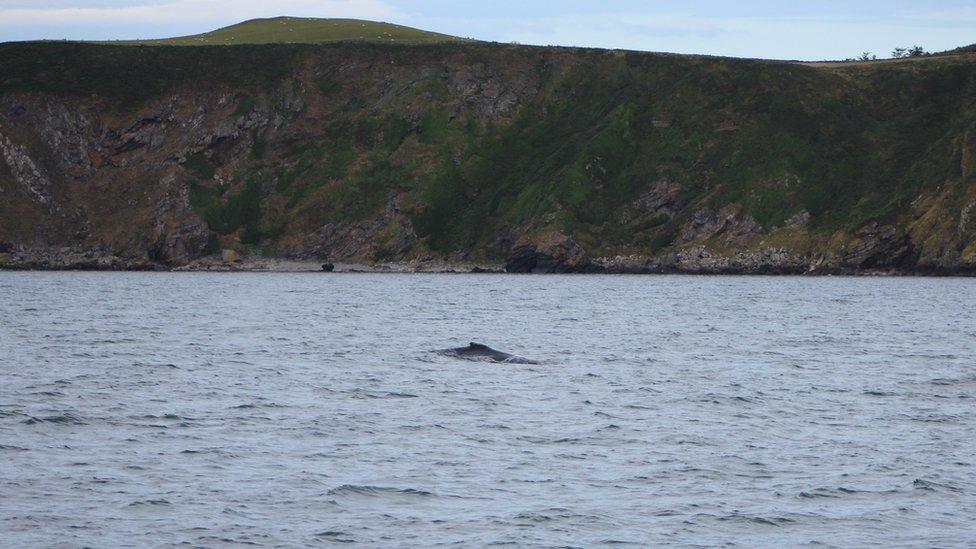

[2,246,973,276]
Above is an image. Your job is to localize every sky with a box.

[1,0,974,60]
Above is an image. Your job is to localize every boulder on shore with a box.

[221,249,241,263]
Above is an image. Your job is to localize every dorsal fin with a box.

[469,342,489,349]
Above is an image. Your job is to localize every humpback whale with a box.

[436,343,540,365]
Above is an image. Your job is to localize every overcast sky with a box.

[1,0,974,60]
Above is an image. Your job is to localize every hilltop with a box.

[112,17,466,46]
[0,25,975,274]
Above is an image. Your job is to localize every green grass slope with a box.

[116,17,465,46]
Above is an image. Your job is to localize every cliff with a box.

[1,36,975,273]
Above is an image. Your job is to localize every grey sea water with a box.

[1,272,974,547]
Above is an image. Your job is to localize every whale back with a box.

[435,343,539,365]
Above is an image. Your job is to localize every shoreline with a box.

[1,257,974,277]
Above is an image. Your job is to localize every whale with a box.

[435,343,539,365]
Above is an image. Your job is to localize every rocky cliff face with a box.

[1,42,975,273]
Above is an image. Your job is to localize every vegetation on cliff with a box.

[1,21,975,273]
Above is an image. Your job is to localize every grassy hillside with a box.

[1,39,975,272]
[114,17,465,46]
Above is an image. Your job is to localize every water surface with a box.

[1,273,974,546]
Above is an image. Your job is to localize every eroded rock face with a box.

[294,198,416,262]
[678,206,762,245]
[830,223,913,270]
[143,174,210,265]
[41,103,96,173]
[505,233,596,273]
[783,211,811,229]
[635,180,683,217]
[504,245,542,273]
[0,131,52,204]
[447,66,541,121]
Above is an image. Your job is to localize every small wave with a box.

[22,414,86,426]
[863,390,896,397]
[133,362,180,369]
[232,402,288,409]
[314,531,355,543]
[799,487,858,499]
[136,414,187,421]
[350,390,420,399]
[896,353,959,360]
[929,376,976,386]
[913,479,962,493]
[904,413,963,424]
[193,536,259,546]
[798,486,900,499]
[178,448,236,458]
[514,512,556,523]
[89,338,137,344]
[516,436,581,445]
[0,444,28,451]
[717,513,796,526]
[700,393,758,405]
[128,499,171,506]
[327,485,435,498]
[513,508,604,525]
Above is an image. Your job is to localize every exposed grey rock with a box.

[0,247,154,270]
[678,206,762,244]
[221,249,241,263]
[115,117,166,155]
[635,180,683,217]
[831,223,913,270]
[295,197,416,261]
[783,210,811,229]
[0,130,51,204]
[959,199,976,238]
[41,102,95,172]
[505,236,594,274]
[146,174,210,264]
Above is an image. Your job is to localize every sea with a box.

[1,272,974,546]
